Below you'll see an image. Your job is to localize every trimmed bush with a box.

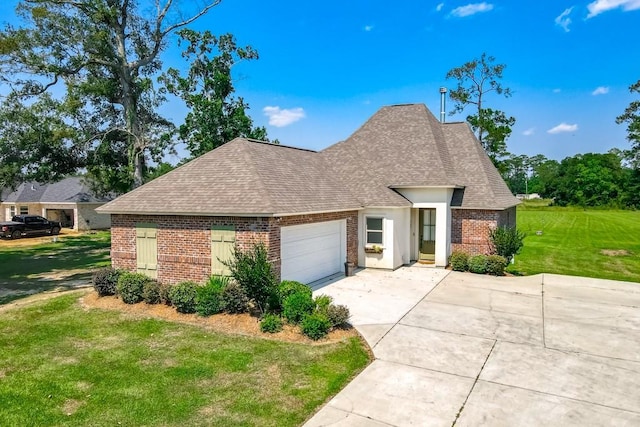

[301,312,331,340]
[489,226,525,263]
[220,281,249,314]
[468,255,488,274]
[223,243,278,314]
[449,251,469,272]
[142,279,162,304]
[279,280,312,300]
[196,276,229,317]
[260,313,283,333]
[116,272,149,304]
[92,267,121,296]
[169,281,199,314]
[282,291,315,324]
[486,255,508,276]
[158,282,173,305]
[326,304,350,328]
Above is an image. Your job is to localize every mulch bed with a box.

[80,292,360,345]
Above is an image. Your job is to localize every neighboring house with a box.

[1,177,112,231]
[98,104,519,284]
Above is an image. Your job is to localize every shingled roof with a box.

[3,177,111,203]
[98,138,362,216]
[98,104,518,216]
[321,104,519,210]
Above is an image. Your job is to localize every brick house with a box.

[98,104,519,284]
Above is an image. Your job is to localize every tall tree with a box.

[0,0,220,190]
[161,30,271,159]
[616,79,640,167]
[446,53,515,165]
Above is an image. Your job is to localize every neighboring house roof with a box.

[98,103,519,216]
[2,177,111,204]
[97,138,362,216]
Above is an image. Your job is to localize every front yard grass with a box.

[0,292,370,426]
[0,231,111,304]
[510,205,640,283]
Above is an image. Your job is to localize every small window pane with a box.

[19,206,28,215]
[367,231,383,244]
[366,217,383,231]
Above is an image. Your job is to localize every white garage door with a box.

[281,220,346,284]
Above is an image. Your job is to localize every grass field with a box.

[0,231,111,304]
[0,293,369,426]
[510,203,640,283]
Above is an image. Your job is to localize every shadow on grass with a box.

[0,233,110,305]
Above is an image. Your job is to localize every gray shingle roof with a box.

[2,177,110,203]
[97,138,362,216]
[98,103,519,216]
[321,104,519,210]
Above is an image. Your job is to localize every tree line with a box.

[1,3,639,208]
[445,53,640,209]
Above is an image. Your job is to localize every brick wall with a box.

[451,209,500,255]
[110,210,358,284]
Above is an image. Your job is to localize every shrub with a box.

[260,313,283,333]
[142,279,162,304]
[449,251,469,272]
[220,281,249,314]
[313,294,333,313]
[158,282,173,305]
[223,243,277,314]
[92,267,121,296]
[116,272,149,304]
[169,281,200,314]
[326,304,351,328]
[489,226,525,263]
[282,291,315,324]
[196,276,229,317]
[279,280,312,300]
[301,312,331,340]
[486,255,508,276]
[468,255,488,274]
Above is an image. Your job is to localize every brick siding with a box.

[450,207,517,255]
[110,211,358,284]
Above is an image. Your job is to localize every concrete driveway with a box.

[306,267,640,426]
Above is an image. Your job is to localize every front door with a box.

[418,209,436,263]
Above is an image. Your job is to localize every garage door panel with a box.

[281,220,346,284]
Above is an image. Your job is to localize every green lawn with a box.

[0,293,370,426]
[0,231,111,304]
[510,205,640,282]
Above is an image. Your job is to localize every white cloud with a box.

[436,3,445,12]
[547,122,578,134]
[263,106,305,127]
[523,128,535,136]
[587,0,640,17]
[450,2,494,17]
[553,88,562,93]
[555,7,573,32]
[364,25,374,31]
[592,86,610,95]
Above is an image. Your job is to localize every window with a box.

[9,206,15,217]
[366,217,384,245]
[19,206,28,215]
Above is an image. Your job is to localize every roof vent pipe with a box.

[439,87,447,123]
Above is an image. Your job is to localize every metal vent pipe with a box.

[439,87,447,123]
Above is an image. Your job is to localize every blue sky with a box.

[2,1,640,162]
